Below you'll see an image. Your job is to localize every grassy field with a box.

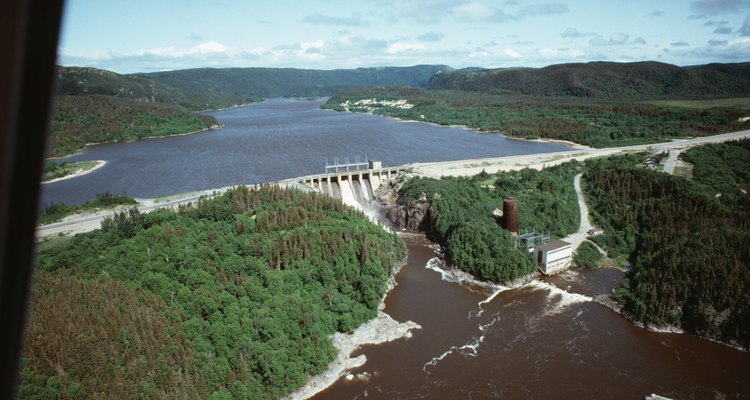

[642,97,750,109]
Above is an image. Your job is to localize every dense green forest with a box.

[427,61,750,99]
[57,66,236,111]
[583,146,750,347]
[681,140,750,207]
[59,65,452,112]
[38,192,137,224]
[572,241,604,269]
[137,65,452,105]
[324,87,749,148]
[25,186,405,399]
[396,162,581,281]
[49,95,219,157]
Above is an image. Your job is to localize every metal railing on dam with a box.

[296,166,407,201]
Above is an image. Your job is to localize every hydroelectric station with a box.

[298,156,406,204]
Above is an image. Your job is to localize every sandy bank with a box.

[285,314,420,400]
[285,246,420,400]
[42,160,107,184]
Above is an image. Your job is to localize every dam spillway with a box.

[298,166,405,202]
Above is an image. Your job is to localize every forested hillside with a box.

[427,61,750,99]
[24,186,405,399]
[51,67,222,157]
[324,87,748,147]
[49,64,452,157]
[57,66,234,110]
[137,64,452,103]
[395,162,581,282]
[49,95,219,157]
[583,149,750,347]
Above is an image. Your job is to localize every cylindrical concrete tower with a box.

[503,197,519,234]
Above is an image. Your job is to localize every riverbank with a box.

[286,247,420,400]
[286,311,420,400]
[47,124,222,159]
[42,160,106,184]
[324,106,592,151]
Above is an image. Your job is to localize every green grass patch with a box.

[42,161,100,182]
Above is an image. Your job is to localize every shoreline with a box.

[46,124,222,160]
[42,160,107,184]
[285,311,420,400]
[285,252,420,400]
[592,291,748,352]
[324,105,589,150]
[401,226,750,354]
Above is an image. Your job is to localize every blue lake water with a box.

[41,98,571,205]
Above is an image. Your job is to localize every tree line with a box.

[25,185,405,399]
[583,148,749,347]
[324,87,749,148]
[396,161,581,282]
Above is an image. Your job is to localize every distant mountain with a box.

[50,67,221,157]
[427,61,750,98]
[56,66,236,111]
[49,64,454,157]
[135,64,453,107]
[57,64,454,111]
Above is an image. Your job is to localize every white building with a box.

[533,239,573,275]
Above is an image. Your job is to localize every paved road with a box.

[37,190,225,237]
[38,129,750,238]
[36,181,310,238]
[662,148,684,174]
[563,173,593,253]
[411,129,750,179]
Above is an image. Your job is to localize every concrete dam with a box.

[297,159,405,205]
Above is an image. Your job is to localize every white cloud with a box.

[504,48,522,58]
[517,2,569,17]
[453,1,509,22]
[690,0,749,16]
[538,47,584,59]
[561,27,595,38]
[741,16,750,36]
[418,31,445,42]
[609,33,629,45]
[588,33,646,46]
[303,13,369,27]
[715,26,733,34]
[387,42,427,54]
[300,40,325,51]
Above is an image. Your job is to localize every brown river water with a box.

[315,234,750,400]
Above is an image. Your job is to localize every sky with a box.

[58,0,750,73]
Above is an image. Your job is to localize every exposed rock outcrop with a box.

[373,173,438,232]
[382,199,437,232]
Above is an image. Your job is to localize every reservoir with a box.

[41,98,570,205]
